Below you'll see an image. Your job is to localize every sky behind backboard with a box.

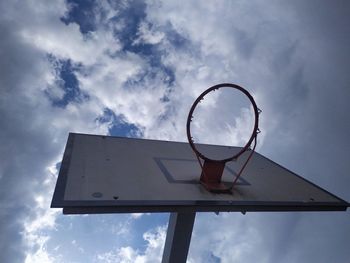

[0,0,349,262]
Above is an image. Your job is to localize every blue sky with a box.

[0,0,349,262]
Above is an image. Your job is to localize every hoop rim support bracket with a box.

[200,160,232,194]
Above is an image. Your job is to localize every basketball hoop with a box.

[186,83,261,193]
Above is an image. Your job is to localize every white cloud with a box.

[19,11,122,66]
[130,213,151,219]
[134,21,165,45]
[24,236,55,263]
[187,213,265,263]
[95,226,166,263]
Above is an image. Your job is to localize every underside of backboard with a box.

[51,133,349,214]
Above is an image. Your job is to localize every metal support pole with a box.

[162,212,196,263]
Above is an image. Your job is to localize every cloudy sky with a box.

[1,0,350,262]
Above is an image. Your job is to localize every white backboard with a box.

[51,133,349,214]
